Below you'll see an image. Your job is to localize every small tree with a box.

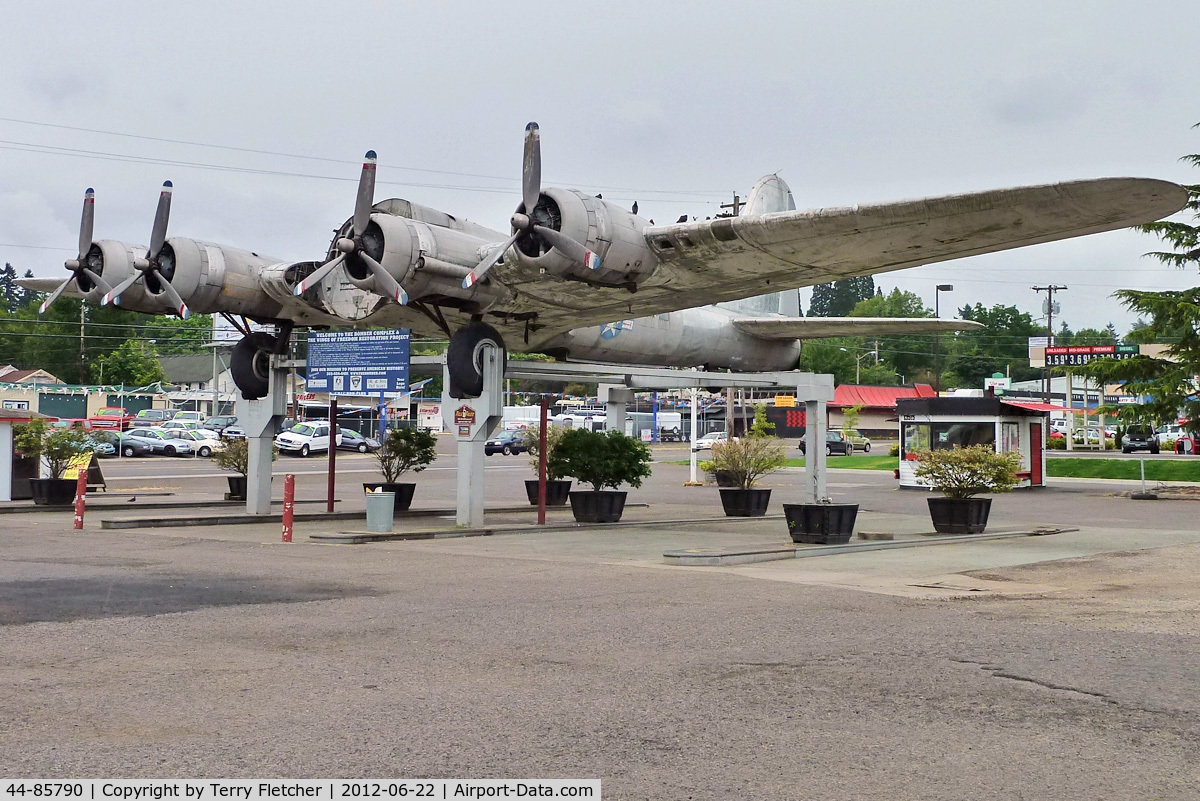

[707,436,787,490]
[522,424,569,480]
[376,427,438,483]
[913,445,1021,499]
[212,438,277,476]
[15,422,91,480]
[13,419,48,461]
[748,404,775,438]
[841,404,863,433]
[547,428,652,492]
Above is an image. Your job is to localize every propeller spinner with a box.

[293,151,408,304]
[462,122,602,289]
[38,189,114,314]
[101,181,191,319]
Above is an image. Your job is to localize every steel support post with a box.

[237,360,288,515]
[804,399,828,503]
[443,344,504,528]
[599,383,632,434]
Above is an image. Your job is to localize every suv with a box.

[1121,425,1160,454]
[275,421,341,456]
[203,415,238,434]
[130,409,177,428]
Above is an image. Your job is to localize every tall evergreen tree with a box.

[807,276,875,317]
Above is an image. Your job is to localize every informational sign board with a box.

[306,329,410,394]
[774,394,795,407]
[1044,344,1137,368]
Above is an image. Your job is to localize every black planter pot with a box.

[11,455,37,501]
[927,497,992,534]
[719,487,772,517]
[568,490,628,523]
[29,478,78,507]
[525,479,573,506]
[712,470,738,488]
[226,475,247,500]
[783,503,859,544]
[363,482,416,513]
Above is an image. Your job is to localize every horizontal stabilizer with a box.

[732,316,984,341]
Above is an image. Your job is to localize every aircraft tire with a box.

[447,322,506,398]
[231,333,278,400]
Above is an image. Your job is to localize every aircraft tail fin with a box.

[718,174,800,317]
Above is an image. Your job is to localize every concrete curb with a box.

[310,512,780,545]
[3,497,332,515]
[662,528,1079,566]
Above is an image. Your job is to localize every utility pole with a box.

[717,194,744,217]
[1032,285,1067,405]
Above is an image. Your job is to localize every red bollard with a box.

[282,474,295,543]
[73,469,88,530]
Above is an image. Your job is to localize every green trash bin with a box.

[364,490,396,532]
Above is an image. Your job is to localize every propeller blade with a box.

[148,181,173,259]
[154,271,191,319]
[522,123,541,214]
[80,267,112,296]
[293,253,346,295]
[462,230,521,289]
[78,188,95,259]
[38,276,75,314]
[102,271,143,306]
[353,151,377,237]
[532,225,601,270]
[359,252,408,305]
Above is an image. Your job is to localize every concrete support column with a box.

[599,383,632,434]
[236,358,288,516]
[804,399,828,503]
[444,345,504,528]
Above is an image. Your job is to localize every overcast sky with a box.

[1,0,1197,333]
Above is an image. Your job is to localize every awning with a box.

[1001,401,1065,413]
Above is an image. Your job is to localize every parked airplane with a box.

[24,122,1188,399]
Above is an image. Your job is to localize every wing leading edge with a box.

[732,317,985,341]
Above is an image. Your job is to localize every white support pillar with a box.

[443,345,504,528]
[689,389,699,484]
[599,383,632,435]
[804,399,828,503]
[236,360,288,515]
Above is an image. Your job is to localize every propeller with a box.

[462,122,602,289]
[101,181,190,318]
[294,151,408,304]
[38,189,114,314]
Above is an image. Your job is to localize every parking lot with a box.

[3,439,1200,798]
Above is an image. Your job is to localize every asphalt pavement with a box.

[2,440,1200,798]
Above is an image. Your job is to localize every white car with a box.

[173,428,224,457]
[172,411,206,424]
[275,421,341,456]
[691,431,729,451]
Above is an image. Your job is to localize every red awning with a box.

[832,384,936,409]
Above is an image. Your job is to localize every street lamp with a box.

[839,346,878,384]
[934,284,953,394]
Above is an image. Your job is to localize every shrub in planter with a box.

[708,434,787,516]
[16,420,91,506]
[548,428,652,523]
[212,438,277,499]
[914,444,1021,534]
[367,427,437,512]
[522,424,572,505]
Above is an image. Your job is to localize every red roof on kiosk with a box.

[832,384,936,409]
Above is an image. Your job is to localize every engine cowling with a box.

[507,188,656,288]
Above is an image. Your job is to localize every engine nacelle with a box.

[508,188,656,288]
[77,240,144,305]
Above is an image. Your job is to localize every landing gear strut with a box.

[447,321,506,398]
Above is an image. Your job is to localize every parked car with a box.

[202,415,238,434]
[125,427,195,456]
[799,430,854,456]
[485,430,528,456]
[160,421,204,437]
[173,411,205,424]
[1156,423,1186,445]
[1121,425,1160,454]
[89,431,152,457]
[275,421,341,456]
[113,432,152,457]
[691,431,729,451]
[88,406,135,430]
[85,432,116,457]
[221,425,246,440]
[842,429,872,452]
[172,429,224,457]
[129,409,178,428]
[337,428,380,453]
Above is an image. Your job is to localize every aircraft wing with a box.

[514,177,1185,343]
[731,317,984,341]
[16,277,85,298]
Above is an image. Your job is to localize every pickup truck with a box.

[88,406,135,430]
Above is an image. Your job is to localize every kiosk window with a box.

[903,421,995,455]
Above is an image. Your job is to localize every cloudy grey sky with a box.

[1,0,1197,333]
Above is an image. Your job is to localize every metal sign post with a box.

[327,398,337,513]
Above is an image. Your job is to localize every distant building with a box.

[0,366,63,385]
